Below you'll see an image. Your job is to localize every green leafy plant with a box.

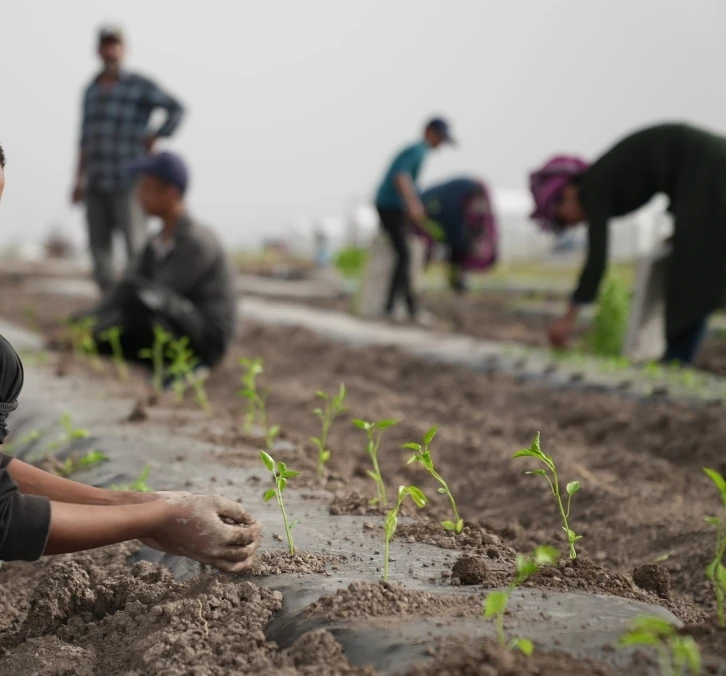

[138,325,172,392]
[334,247,368,279]
[353,418,399,507]
[514,433,581,559]
[68,317,103,372]
[404,425,463,533]
[55,449,108,478]
[238,358,275,438]
[618,616,701,676]
[166,337,211,413]
[703,467,726,627]
[112,465,152,492]
[311,384,347,479]
[47,413,90,451]
[589,273,630,358]
[99,326,128,381]
[260,450,300,554]
[265,424,280,450]
[484,545,559,654]
[383,485,428,580]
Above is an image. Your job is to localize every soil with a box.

[3,280,726,671]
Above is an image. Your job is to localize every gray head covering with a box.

[0,334,24,443]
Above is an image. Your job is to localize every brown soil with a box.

[329,492,388,517]
[245,551,346,576]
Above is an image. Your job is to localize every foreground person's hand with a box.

[548,308,578,349]
[147,494,261,573]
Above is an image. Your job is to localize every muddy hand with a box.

[139,491,194,551]
[148,494,261,573]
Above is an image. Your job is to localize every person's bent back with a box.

[76,152,236,369]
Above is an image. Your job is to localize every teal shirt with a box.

[375,141,429,210]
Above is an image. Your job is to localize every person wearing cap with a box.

[374,117,455,322]
[529,122,726,364]
[72,152,237,371]
[71,26,185,292]
[0,142,260,569]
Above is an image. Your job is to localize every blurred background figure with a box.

[71,26,185,293]
[313,227,331,268]
[530,122,726,365]
[419,177,499,294]
[72,152,236,373]
[373,117,455,323]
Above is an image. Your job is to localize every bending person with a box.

[420,177,498,293]
[72,152,236,371]
[374,117,455,322]
[529,122,726,365]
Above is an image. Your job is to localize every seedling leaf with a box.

[703,467,726,496]
[263,489,276,502]
[484,591,508,618]
[511,638,534,656]
[442,520,457,531]
[526,469,547,476]
[402,443,421,451]
[353,419,369,430]
[437,487,447,494]
[375,419,400,430]
[423,426,438,445]
[566,481,580,496]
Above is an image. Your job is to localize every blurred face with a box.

[136,175,178,216]
[424,128,445,149]
[555,184,587,227]
[98,39,125,71]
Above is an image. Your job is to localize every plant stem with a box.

[371,454,387,507]
[277,489,294,554]
[384,533,391,580]
[496,611,506,646]
[433,470,460,528]
[552,467,575,559]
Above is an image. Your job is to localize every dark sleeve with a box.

[155,234,219,297]
[572,206,609,306]
[0,458,51,562]
[143,79,185,138]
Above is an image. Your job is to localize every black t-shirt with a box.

[0,453,51,561]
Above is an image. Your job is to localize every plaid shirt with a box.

[81,70,184,191]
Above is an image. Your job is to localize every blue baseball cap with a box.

[127,152,189,194]
[425,117,456,145]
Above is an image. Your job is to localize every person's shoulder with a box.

[184,218,225,253]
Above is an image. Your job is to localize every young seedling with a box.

[311,384,347,479]
[589,273,630,358]
[47,413,90,451]
[238,357,265,431]
[166,337,211,413]
[3,429,42,456]
[353,418,399,507]
[404,425,463,533]
[513,432,582,559]
[55,449,108,478]
[99,326,128,381]
[618,616,701,676]
[68,317,103,372]
[112,465,152,492]
[383,485,428,581]
[260,450,300,554]
[138,324,172,392]
[703,467,726,627]
[484,545,559,654]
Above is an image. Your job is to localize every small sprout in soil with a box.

[68,317,103,372]
[311,384,347,479]
[238,357,276,438]
[589,273,630,358]
[353,418,399,507]
[404,425,463,533]
[384,485,427,581]
[3,429,42,456]
[99,326,128,381]
[265,424,280,450]
[703,467,726,627]
[618,615,701,676]
[47,413,90,451]
[484,545,559,652]
[166,337,211,413]
[138,324,172,393]
[514,432,582,559]
[112,465,152,492]
[55,449,108,478]
[260,450,300,555]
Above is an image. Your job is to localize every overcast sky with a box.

[3,0,726,248]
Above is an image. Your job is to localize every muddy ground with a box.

[1,283,726,673]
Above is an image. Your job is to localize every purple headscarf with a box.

[529,155,589,232]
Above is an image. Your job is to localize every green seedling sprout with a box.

[138,325,172,392]
[165,337,211,412]
[47,413,90,451]
[384,485,428,581]
[68,317,103,372]
[311,384,347,479]
[112,465,152,492]
[404,425,463,533]
[514,432,581,559]
[55,449,108,478]
[238,357,276,435]
[618,616,701,676]
[3,429,42,456]
[260,450,300,554]
[99,326,128,381]
[353,418,399,507]
[703,467,726,627]
[484,545,559,654]
[589,273,630,358]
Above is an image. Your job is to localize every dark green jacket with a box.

[575,122,726,336]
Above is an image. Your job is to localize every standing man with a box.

[71,26,185,292]
[374,117,455,322]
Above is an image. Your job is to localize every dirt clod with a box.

[244,551,345,576]
[632,564,671,599]
[127,399,149,422]
[451,554,489,585]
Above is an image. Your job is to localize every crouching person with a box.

[74,152,236,371]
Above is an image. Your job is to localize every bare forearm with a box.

[75,148,87,182]
[5,458,154,506]
[44,500,168,555]
[393,173,423,216]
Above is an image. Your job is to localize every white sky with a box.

[3,0,726,248]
